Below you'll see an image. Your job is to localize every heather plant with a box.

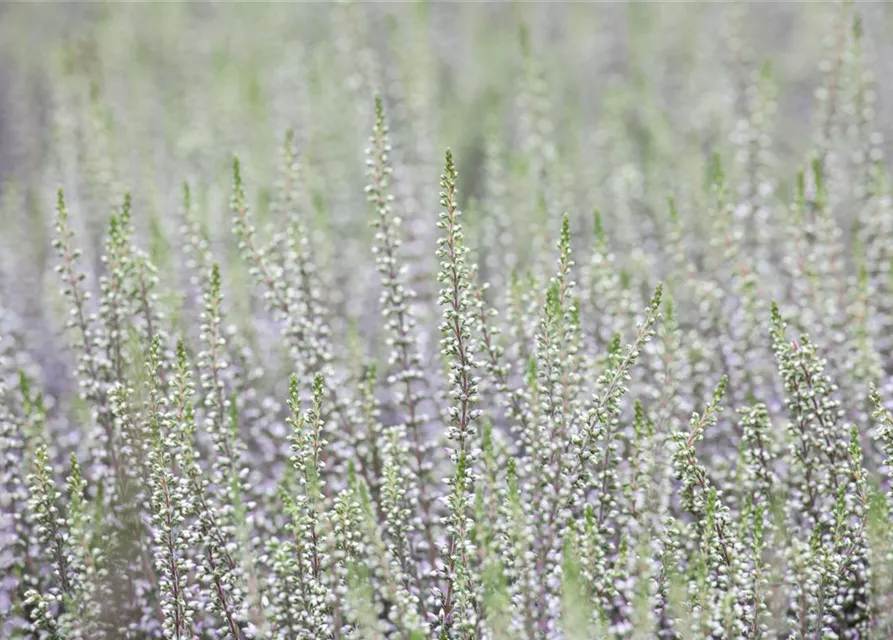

[4,2,893,639]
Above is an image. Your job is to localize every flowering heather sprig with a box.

[279,372,333,637]
[623,400,653,527]
[670,376,755,637]
[349,459,428,638]
[523,214,586,633]
[552,213,583,413]
[706,153,767,407]
[739,402,777,506]
[68,452,113,638]
[493,457,539,638]
[434,149,482,638]
[52,188,119,495]
[156,336,244,637]
[326,484,364,637]
[380,424,426,617]
[23,443,87,637]
[568,283,662,506]
[179,182,267,466]
[661,196,724,417]
[473,418,506,585]
[198,263,244,506]
[163,384,227,598]
[652,292,685,443]
[197,261,264,636]
[671,375,728,518]
[527,279,568,632]
[145,339,195,640]
[771,301,849,529]
[354,362,386,507]
[367,95,437,571]
[106,372,162,632]
[98,193,136,385]
[289,373,328,510]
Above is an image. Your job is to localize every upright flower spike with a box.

[526,214,586,633]
[94,190,163,369]
[552,212,582,417]
[283,372,333,637]
[568,284,662,507]
[494,456,540,638]
[652,292,684,464]
[66,451,112,638]
[434,149,482,638]
[131,238,164,350]
[23,444,103,638]
[380,424,426,616]
[144,339,194,640]
[180,181,212,289]
[346,456,428,638]
[739,403,777,506]
[27,444,73,597]
[170,337,241,615]
[198,263,238,496]
[670,377,753,636]
[504,267,538,376]
[366,94,437,570]
[354,361,386,507]
[52,188,119,502]
[706,152,768,409]
[771,301,849,530]
[196,262,255,637]
[672,377,729,517]
[98,194,136,386]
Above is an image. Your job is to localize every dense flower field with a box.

[2,3,893,638]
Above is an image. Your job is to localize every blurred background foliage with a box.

[1,0,892,396]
